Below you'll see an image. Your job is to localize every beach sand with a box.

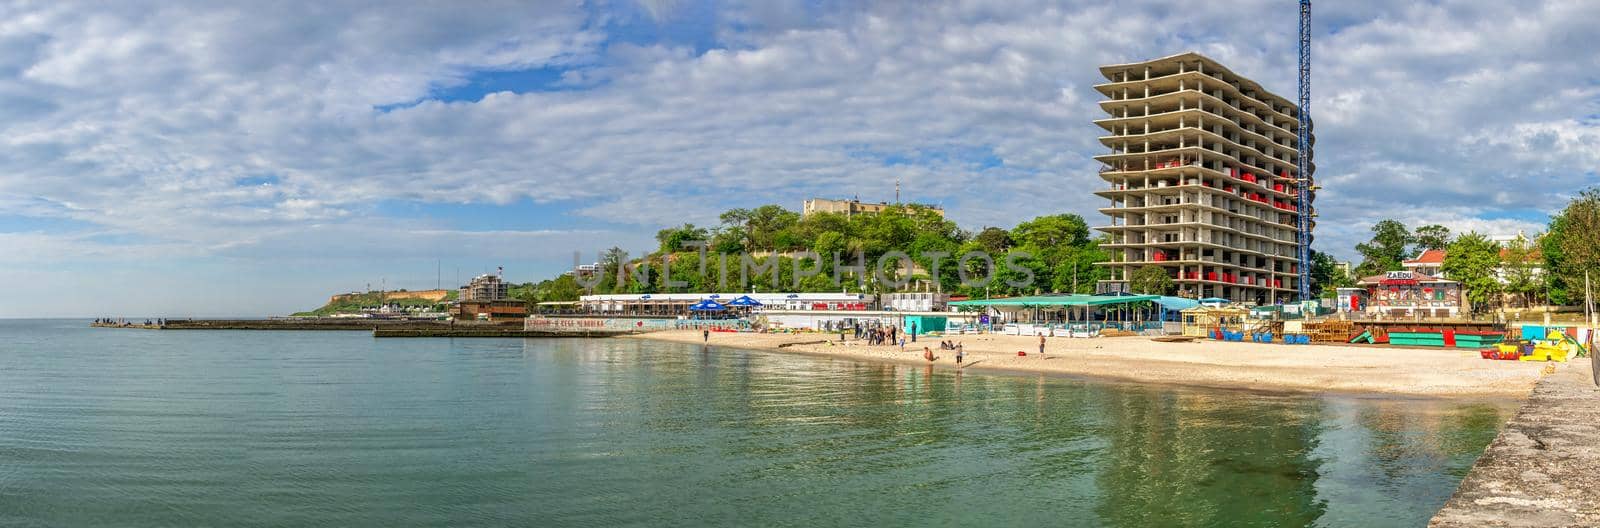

[628,330,1548,398]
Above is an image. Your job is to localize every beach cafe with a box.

[1352,271,1466,318]
[948,294,1201,333]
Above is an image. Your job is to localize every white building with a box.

[880,292,949,312]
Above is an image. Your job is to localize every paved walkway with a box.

[1432,361,1600,527]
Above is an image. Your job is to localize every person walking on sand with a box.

[703,329,710,344]
[911,322,918,343]
[1038,334,1046,358]
[955,345,964,365]
[899,336,907,352]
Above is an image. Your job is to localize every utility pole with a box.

[1073,260,1079,294]
[1587,270,1596,386]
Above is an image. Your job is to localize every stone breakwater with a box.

[1430,362,1600,527]
[91,318,646,338]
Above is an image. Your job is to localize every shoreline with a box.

[627,329,1549,399]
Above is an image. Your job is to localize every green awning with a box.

[948,294,1161,307]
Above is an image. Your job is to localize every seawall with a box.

[1430,361,1600,526]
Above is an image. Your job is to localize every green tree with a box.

[973,227,1013,253]
[719,204,800,251]
[654,223,709,254]
[1011,214,1091,252]
[1553,188,1600,306]
[596,246,630,293]
[1501,233,1540,308]
[1542,214,1571,305]
[1309,249,1352,298]
[1441,232,1502,313]
[1130,265,1175,296]
[1051,244,1110,294]
[709,227,745,254]
[1355,220,1413,277]
[1413,224,1453,254]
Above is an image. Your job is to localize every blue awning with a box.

[689,300,727,311]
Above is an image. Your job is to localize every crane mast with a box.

[1296,0,1313,301]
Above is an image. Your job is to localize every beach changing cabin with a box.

[903,315,948,335]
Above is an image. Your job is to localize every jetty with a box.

[89,318,650,338]
[1431,362,1600,526]
[93,319,465,331]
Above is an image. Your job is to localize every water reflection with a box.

[546,340,1508,528]
[0,324,1510,528]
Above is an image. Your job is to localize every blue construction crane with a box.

[1296,0,1313,301]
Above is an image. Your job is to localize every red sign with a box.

[1380,279,1419,286]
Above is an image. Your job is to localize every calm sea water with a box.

[0,319,1507,527]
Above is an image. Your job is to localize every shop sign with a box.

[1381,271,1418,286]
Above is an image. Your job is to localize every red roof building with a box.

[1402,249,1447,278]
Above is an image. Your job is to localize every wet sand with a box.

[629,330,1548,398]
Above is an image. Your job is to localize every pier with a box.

[1431,362,1600,526]
[90,318,649,338]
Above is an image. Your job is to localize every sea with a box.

[0,319,1508,527]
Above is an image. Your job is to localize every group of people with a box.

[857,324,901,348]
[94,318,167,326]
[845,323,973,364]
[923,342,965,364]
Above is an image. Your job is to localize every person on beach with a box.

[703,329,710,343]
[899,337,906,352]
[955,345,964,365]
[923,346,934,362]
[1038,334,1046,358]
[910,322,917,343]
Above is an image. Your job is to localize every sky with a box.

[1,0,1596,317]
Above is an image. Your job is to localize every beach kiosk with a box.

[1180,306,1248,337]
[1356,271,1465,318]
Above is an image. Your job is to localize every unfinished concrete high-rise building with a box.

[1092,52,1314,303]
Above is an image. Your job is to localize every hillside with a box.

[293,290,458,317]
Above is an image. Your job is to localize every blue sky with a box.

[0,0,1597,317]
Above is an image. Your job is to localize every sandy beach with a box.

[628,329,1550,398]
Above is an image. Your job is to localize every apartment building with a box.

[1092,52,1315,303]
[459,271,511,301]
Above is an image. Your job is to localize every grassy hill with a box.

[292,290,458,317]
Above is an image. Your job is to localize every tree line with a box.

[1344,188,1599,312]
[515,204,1112,304]
[513,186,1598,310]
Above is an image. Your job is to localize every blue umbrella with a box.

[689,299,727,311]
[726,295,762,307]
